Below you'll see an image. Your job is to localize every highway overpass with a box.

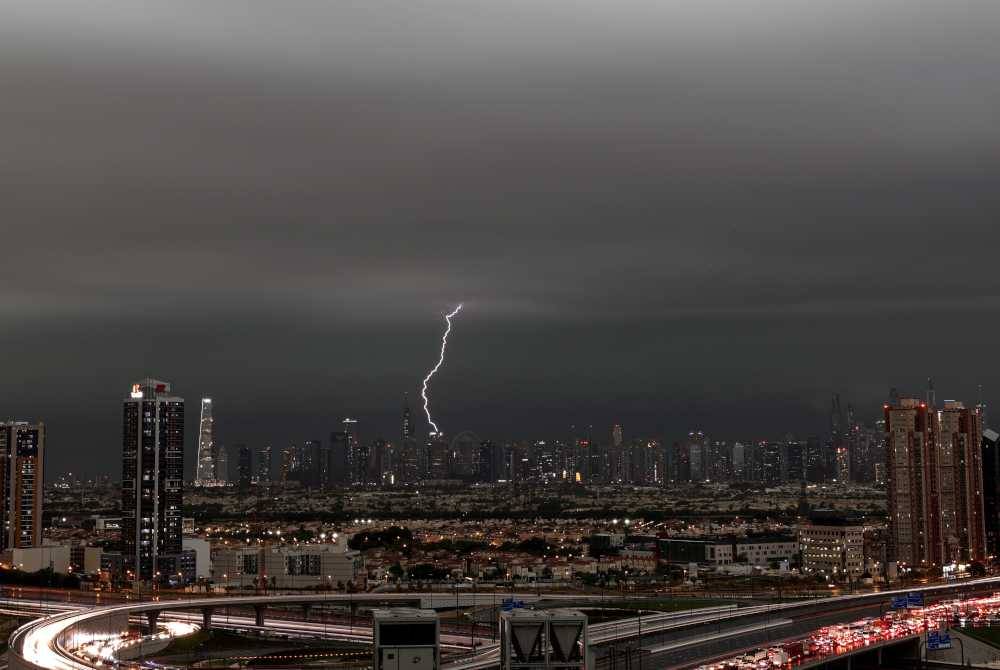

[10,577,1000,670]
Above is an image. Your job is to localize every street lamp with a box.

[464,577,477,649]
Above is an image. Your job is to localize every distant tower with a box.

[830,394,844,441]
[343,418,361,483]
[927,376,936,407]
[978,384,988,427]
[610,424,624,483]
[280,447,294,484]
[304,439,324,487]
[236,445,252,492]
[256,445,272,484]
[216,445,229,484]
[402,394,413,442]
[796,480,810,516]
[195,398,215,484]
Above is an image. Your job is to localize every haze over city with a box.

[4,1,1000,475]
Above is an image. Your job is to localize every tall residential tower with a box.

[122,379,184,581]
[195,398,215,484]
[885,397,985,569]
[0,421,45,549]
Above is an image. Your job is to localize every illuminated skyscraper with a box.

[0,421,45,549]
[732,442,746,480]
[300,439,323,488]
[609,424,625,482]
[342,418,362,483]
[195,398,215,484]
[835,446,850,482]
[402,394,413,442]
[761,442,783,486]
[784,440,807,482]
[122,378,184,581]
[427,433,450,479]
[706,441,732,482]
[672,441,690,482]
[280,447,294,484]
[329,430,349,484]
[687,431,707,481]
[256,445,272,484]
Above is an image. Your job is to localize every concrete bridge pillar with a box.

[302,603,312,619]
[201,607,215,631]
[145,610,160,632]
[255,604,266,627]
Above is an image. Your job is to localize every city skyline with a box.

[17,376,997,480]
[11,375,991,480]
[4,2,999,668]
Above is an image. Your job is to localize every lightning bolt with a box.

[421,303,463,436]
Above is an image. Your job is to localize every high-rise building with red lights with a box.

[885,397,985,570]
[938,401,986,562]
[122,378,184,581]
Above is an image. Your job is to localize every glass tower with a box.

[122,379,184,581]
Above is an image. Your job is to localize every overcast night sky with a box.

[3,1,1000,477]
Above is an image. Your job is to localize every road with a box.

[12,576,1000,670]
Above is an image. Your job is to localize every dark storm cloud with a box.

[2,1,1000,474]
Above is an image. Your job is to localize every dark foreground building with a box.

[122,378,184,581]
[983,428,1000,560]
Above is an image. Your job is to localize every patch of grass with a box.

[158,629,275,655]
[156,628,367,660]
[248,648,369,668]
[957,625,1000,649]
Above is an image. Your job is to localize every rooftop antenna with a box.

[978,384,988,425]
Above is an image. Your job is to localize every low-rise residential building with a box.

[734,535,799,567]
[83,546,104,575]
[615,549,658,573]
[182,537,212,580]
[799,518,865,577]
[657,538,734,566]
[588,533,625,555]
[157,550,198,585]
[2,544,71,573]
[213,542,364,590]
